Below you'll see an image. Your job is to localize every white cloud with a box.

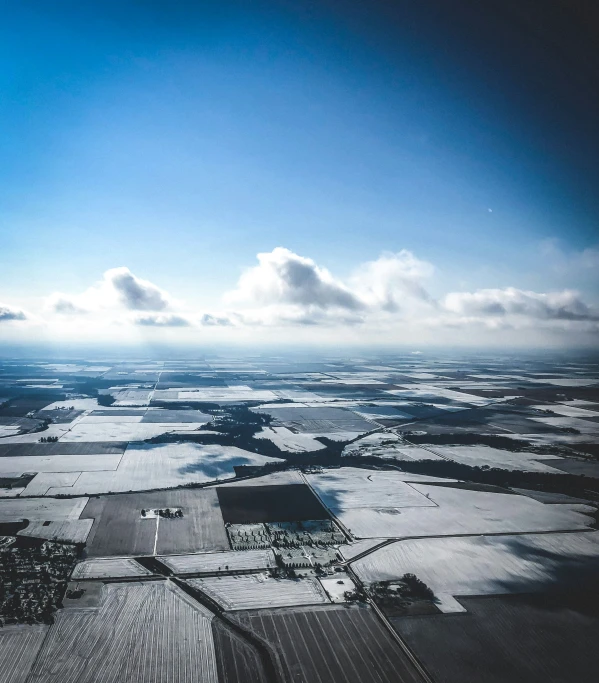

[226,247,364,311]
[223,247,435,326]
[46,267,172,315]
[0,303,27,322]
[443,287,597,322]
[107,267,170,311]
[350,250,435,311]
[4,247,597,346]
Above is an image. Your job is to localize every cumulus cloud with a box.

[6,246,597,346]
[106,267,170,311]
[0,304,27,322]
[222,247,435,326]
[443,287,598,321]
[134,313,190,327]
[350,250,434,311]
[226,247,364,311]
[46,267,172,316]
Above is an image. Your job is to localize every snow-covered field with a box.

[72,558,153,580]
[188,573,329,610]
[41,443,283,495]
[18,519,93,544]
[254,426,326,452]
[352,531,599,612]
[319,574,356,602]
[418,445,566,473]
[334,483,595,538]
[159,549,276,575]
[306,468,445,512]
[0,497,88,520]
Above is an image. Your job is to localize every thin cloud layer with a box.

[134,313,190,327]
[443,288,598,321]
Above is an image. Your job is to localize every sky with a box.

[1,0,598,349]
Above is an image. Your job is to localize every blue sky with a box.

[1,1,597,347]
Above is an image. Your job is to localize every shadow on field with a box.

[495,536,599,615]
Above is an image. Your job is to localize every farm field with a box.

[255,426,326,452]
[41,443,283,495]
[392,594,599,683]
[253,404,375,439]
[27,581,219,683]
[0,442,125,457]
[190,573,329,610]
[211,619,268,683]
[331,480,595,538]
[1,353,599,681]
[81,489,230,557]
[0,496,88,521]
[0,625,49,683]
[232,604,423,683]
[72,558,153,580]
[217,484,331,523]
[18,519,93,544]
[414,445,566,472]
[352,531,599,610]
[159,548,276,575]
[306,468,441,511]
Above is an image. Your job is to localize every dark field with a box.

[36,409,83,423]
[546,458,599,477]
[82,489,229,557]
[0,397,64,417]
[392,594,599,683]
[232,604,422,683]
[217,484,330,523]
[141,409,211,423]
[0,442,126,457]
[212,619,268,683]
